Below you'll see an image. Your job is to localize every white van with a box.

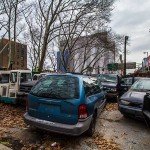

[0,70,32,104]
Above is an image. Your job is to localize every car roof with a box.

[45,73,94,79]
[98,73,120,76]
[137,77,150,80]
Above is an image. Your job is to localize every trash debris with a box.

[51,142,57,147]
[87,134,121,150]
[0,104,26,128]
[105,103,118,111]
[50,142,62,150]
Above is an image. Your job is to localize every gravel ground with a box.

[0,103,150,150]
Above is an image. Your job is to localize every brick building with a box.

[0,38,27,70]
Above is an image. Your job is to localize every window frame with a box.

[30,75,80,99]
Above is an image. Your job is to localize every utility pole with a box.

[124,36,129,76]
[143,52,149,71]
[114,47,116,63]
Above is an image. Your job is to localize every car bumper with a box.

[118,104,144,119]
[17,92,28,96]
[24,113,92,136]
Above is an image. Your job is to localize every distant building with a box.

[148,56,150,67]
[57,50,68,73]
[0,38,27,70]
[57,32,115,74]
[142,58,147,68]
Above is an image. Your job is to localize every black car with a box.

[143,92,150,127]
[97,74,122,100]
[120,76,143,95]
[118,78,150,119]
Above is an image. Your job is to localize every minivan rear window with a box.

[30,75,79,99]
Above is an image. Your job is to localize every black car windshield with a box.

[20,73,32,83]
[131,79,150,92]
[30,75,79,99]
[98,74,117,83]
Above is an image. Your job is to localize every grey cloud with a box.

[110,0,150,64]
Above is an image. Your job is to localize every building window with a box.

[17,49,19,59]
[21,62,24,67]
[21,49,24,56]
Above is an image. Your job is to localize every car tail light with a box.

[78,105,88,119]
[26,98,28,112]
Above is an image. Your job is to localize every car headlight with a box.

[120,100,130,105]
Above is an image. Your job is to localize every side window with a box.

[93,84,101,94]
[1,74,10,83]
[83,77,101,96]
[83,81,92,96]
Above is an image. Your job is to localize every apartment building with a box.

[0,38,27,70]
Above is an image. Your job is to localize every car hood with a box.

[101,82,117,88]
[120,90,146,104]
[20,81,37,87]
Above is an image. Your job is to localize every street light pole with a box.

[124,36,129,76]
[143,52,149,71]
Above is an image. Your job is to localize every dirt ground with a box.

[0,103,150,150]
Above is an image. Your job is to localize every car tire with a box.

[86,114,96,136]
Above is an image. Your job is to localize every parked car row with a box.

[97,74,145,100]
[21,73,150,136]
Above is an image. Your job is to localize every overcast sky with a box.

[110,0,150,66]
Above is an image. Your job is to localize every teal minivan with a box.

[24,74,106,136]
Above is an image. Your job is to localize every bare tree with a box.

[56,0,116,73]
[0,0,30,69]
[24,0,77,72]
[24,0,121,73]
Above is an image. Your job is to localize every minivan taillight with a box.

[78,105,88,119]
[26,98,28,112]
